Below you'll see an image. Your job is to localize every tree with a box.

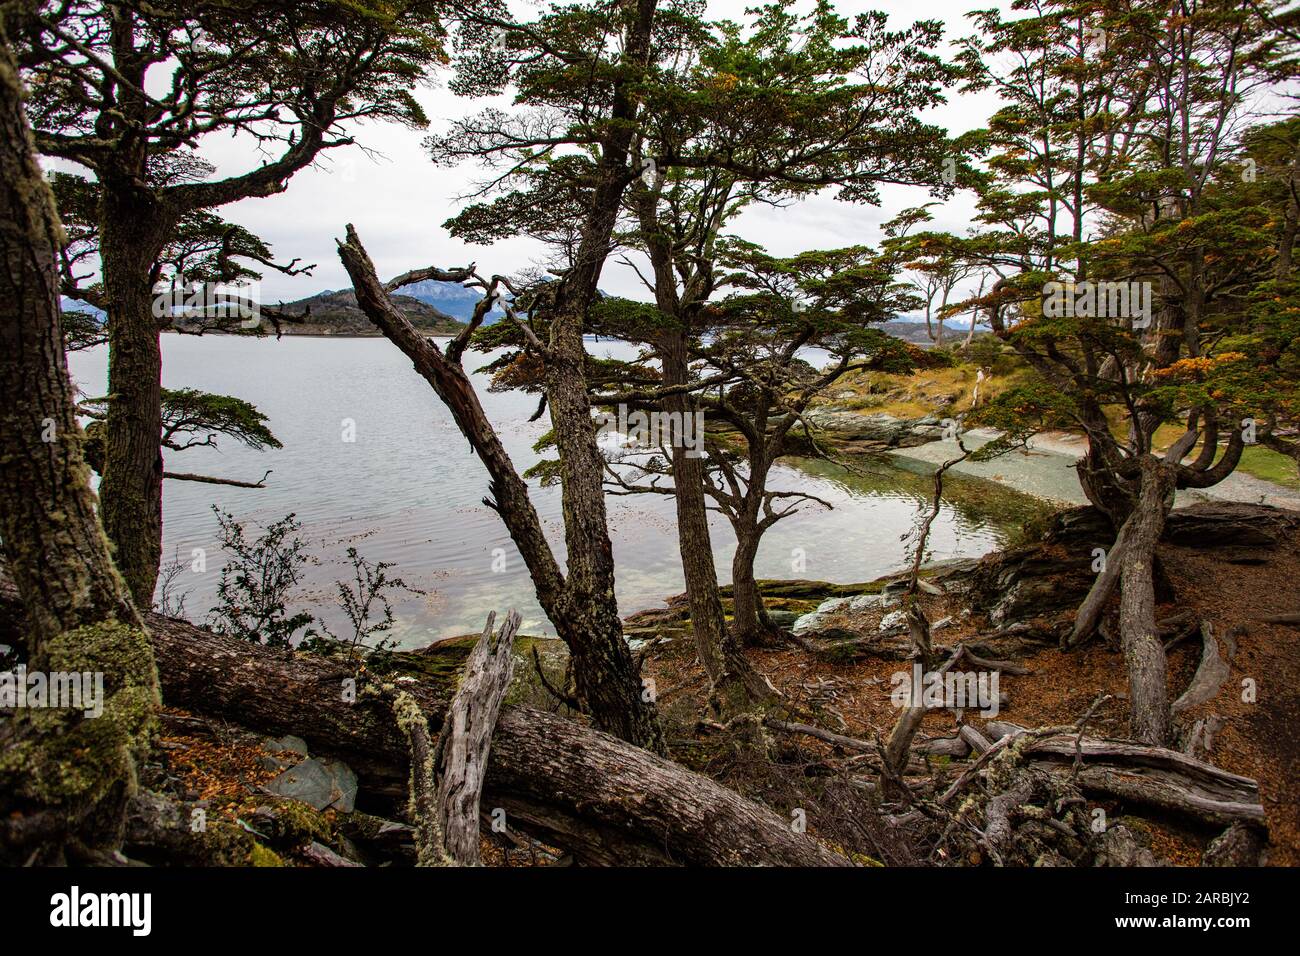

[435,0,960,711]
[14,0,448,604]
[690,243,923,644]
[0,24,157,863]
[948,0,1296,743]
[337,0,672,750]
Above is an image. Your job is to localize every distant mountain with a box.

[266,289,465,336]
[390,279,500,323]
[879,319,989,347]
[61,297,105,320]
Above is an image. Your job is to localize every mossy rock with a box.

[252,798,333,847]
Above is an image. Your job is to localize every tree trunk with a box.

[543,337,664,751]
[730,521,782,647]
[0,50,158,863]
[881,604,934,786]
[58,593,844,866]
[337,227,662,753]
[661,335,771,712]
[1118,457,1175,745]
[97,182,170,607]
[515,0,664,752]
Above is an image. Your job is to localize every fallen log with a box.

[125,606,850,866]
[967,719,1264,827]
[1022,734,1264,827]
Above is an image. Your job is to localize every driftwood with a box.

[1171,622,1235,715]
[974,722,1265,827]
[434,610,518,864]
[1023,735,1264,826]
[388,611,517,866]
[99,602,847,866]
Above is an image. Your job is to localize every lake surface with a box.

[68,335,1050,648]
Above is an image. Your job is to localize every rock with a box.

[1202,823,1266,867]
[815,597,850,614]
[766,610,801,627]
[804,409,946,449]
[263,734,309,756]
[266,757,358,812]
[848,594,884,613]
[879,609,907,631]
[791,612,828,636]
[1094,825,1160,867]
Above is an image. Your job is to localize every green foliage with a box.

[309,547,423,663]
[207,508,316,649]
[967,382,1079,459]
[157,389,281,453]
[80,388,280,473]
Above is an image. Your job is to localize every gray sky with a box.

[184,0,1007,304]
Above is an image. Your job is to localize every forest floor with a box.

[635,523,1300,865]
[143,500,1299,867]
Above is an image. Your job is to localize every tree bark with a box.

[433,611,518,864]
[97,186,170,607]
[0,43,158,863]
[661,335,772,711]
[64,594,845,866]
[1118,457,1175,745]
[730,515,782,647]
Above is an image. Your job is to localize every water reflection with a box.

[68,335,1051,647]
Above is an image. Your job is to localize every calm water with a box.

[68,335,1048,647]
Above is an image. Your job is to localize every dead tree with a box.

[391,611,519,866]
[336,226,663,753]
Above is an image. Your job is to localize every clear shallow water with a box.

[68,335,1049,647]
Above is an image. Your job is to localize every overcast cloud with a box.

[93,0,1010,305]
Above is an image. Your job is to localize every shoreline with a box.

[887,428,1300,511]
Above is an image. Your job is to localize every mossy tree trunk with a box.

[0,38,158,864]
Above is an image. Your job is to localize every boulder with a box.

[1202,823,1266,867]
[879,609,908,632]
[266,757,358,812]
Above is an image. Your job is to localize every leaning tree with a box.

[429,0,962,713]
